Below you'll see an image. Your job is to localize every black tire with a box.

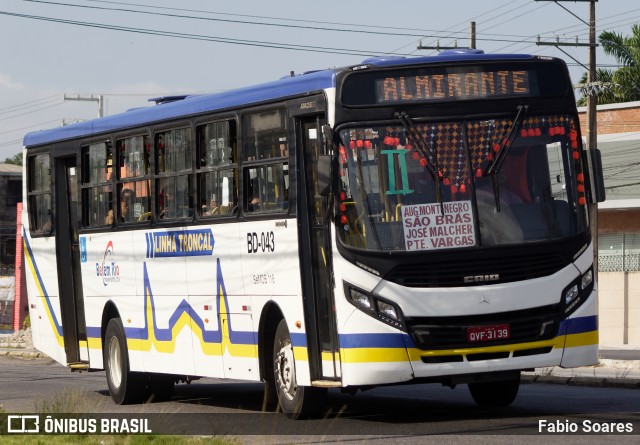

[103,317,147,404]
[468,373,520,407]
[272,319,326,419]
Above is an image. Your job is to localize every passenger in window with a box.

[248,196,260,212]
[159,189,173,219]
[120,188,136,222]
[202,198,219,216]
[106,188,135,224]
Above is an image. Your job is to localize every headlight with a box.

[377,300,399,320]
[563,268,594,316]
[349,288,373,310]
[581,269,593,290]
[345,282,406,331]
[565,284,579,305]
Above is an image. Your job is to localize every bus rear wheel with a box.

[468,373,520,407]
[104,317,147,404]
[272,319,325,419]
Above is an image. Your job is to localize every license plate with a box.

[467,324,510,343]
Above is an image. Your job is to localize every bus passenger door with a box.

[297,115,340,383]
[54,156,88,367]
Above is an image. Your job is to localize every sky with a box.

[0,0,636,161]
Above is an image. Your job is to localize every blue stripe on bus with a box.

[558,315,598,336]
[338,332,408,349]
[290,333,307,348]
[86,326,101,338]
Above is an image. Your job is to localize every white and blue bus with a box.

[23,50,605,418]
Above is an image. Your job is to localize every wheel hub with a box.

[108,336,122,388]
[275,341,296,400]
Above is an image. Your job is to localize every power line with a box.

[0,119,60,136]
[18,0,495,41]
[0,10,410,56]
[0,94,59,115]
[0,100,64,121]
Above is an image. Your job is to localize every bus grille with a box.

[406,304,561,350]
[385,251,568,287]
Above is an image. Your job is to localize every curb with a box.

[522,373,640,389]
[0,348,46,359]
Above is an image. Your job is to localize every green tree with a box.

[3,152,22,166]
[577,24,640,106]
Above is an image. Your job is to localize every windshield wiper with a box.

[394,111,444,211]
[484,104,528,211]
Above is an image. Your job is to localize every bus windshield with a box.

[336,114,588,251]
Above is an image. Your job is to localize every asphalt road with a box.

[1,355,639,443]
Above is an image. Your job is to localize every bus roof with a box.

[23,51,535,148]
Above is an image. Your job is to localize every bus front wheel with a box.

[272,319,325,419]
[104,317,146,404]
[468,373,520,407]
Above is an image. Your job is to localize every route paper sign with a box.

[401,201,476,251]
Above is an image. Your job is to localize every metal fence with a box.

[598,234,640,272]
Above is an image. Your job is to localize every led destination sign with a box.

[339,61,571,106]
[376,69,531,103]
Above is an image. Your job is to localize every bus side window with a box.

[155,127,193,220]
[115,135,151,224]
[196,120,238,218]
[27,153,52,235]
[242,110,289,215]
[81,142,112,228]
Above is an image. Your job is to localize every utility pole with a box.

[535,1,597,152]
[587,0,597,168]
[417,22,476,51]
[63,94,104,118]
[470,21,476,50]
[536,0,599,273]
